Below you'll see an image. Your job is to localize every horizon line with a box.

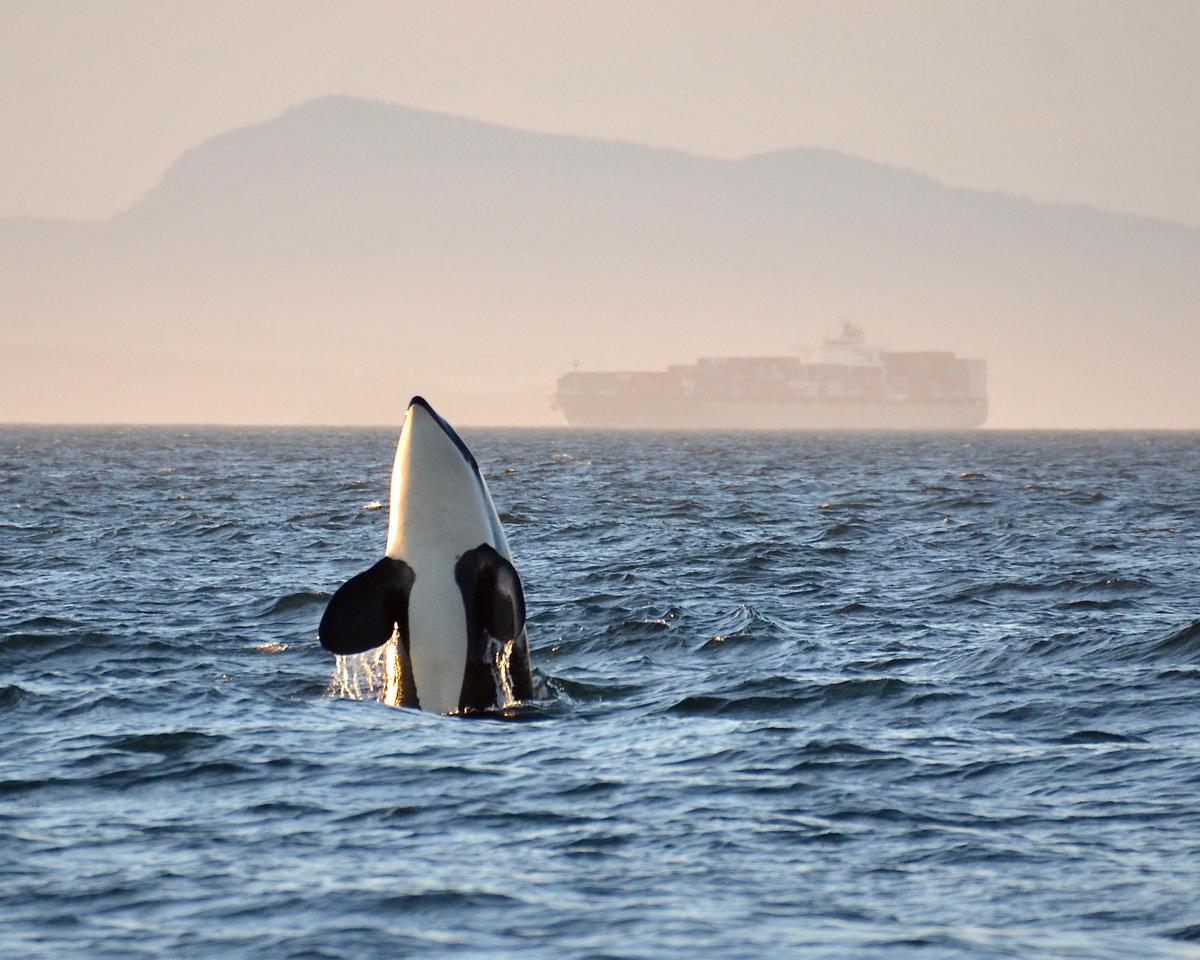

[2,421,1198,434]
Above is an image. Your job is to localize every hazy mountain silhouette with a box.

[3,95,1197,426]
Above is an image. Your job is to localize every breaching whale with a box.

[318,397,533,714]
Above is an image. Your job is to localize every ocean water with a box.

[2,425,1199,959]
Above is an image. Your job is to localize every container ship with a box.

[550,323,987,430]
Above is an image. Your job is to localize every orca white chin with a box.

[318,396,532,714]
[386,397,509,562]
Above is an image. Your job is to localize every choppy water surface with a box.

[3,426,1200,959]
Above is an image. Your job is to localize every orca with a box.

[318,396,533,714]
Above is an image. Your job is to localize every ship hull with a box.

[555,394,987,430]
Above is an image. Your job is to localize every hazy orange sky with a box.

[3,0,1198,225]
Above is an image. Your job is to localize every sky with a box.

[2,0,1198,226]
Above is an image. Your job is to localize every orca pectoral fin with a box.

[318,558,414,656]
[455,543,531,710]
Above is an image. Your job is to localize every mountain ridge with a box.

[6,96,1194,233]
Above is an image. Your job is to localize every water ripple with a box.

[1,425,1198,959]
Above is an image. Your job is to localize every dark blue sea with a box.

[2,426,1199,959]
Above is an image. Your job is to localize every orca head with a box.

[386,397,499,560]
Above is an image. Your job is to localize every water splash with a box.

[327,635,399,706]
[328,631,524,713]
[488,633,518,712]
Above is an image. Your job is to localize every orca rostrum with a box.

[318,397,533,714]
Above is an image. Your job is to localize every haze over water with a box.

[3,5,1199,430]
[3,426,1199,958]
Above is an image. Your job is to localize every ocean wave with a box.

[260,590,329,616]
[1143,618,1200,661]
